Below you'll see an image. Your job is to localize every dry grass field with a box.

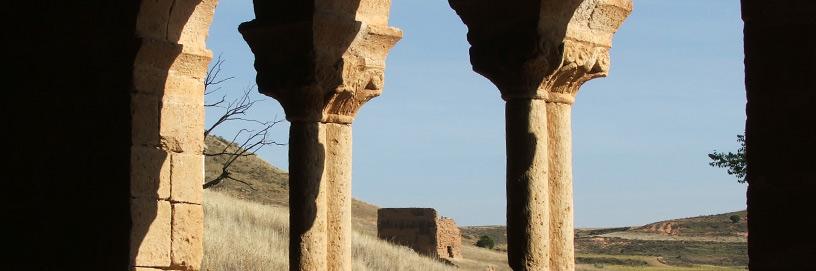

[202,191,457,271]
[203,136,747,270]
[205,136,380,235]
[574,254,746,271]
[204,136,511,270]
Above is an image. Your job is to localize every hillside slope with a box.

[202,190,456,271]
[612,210,748,242]
[204,136,510,270]
[204,136,379,235]
[462,211,749,246]
[203,136,746,269]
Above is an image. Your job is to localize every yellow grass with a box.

[452,245,512,271]
[202,191,456,271]
[575,254,746,271]
[577,265,746,271]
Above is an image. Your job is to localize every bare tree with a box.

[202,55,283,189]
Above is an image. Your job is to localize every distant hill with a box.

[204,135,748,269]
[602,210,748,242]
[462,210,748,247]
[461,211,749,268]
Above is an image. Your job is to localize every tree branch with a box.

[202,55,284,190]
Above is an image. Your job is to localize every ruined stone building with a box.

[6,0,816,270]
[377,208,463,259]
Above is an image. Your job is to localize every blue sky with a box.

[205,0,747,227]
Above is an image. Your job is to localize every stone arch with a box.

[5,0,814,270]
[129,0,217,270]
[113,1,816,271]
[128,1,405,270]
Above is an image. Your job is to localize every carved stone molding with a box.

[450,0,632,103]
[240,2,402,124]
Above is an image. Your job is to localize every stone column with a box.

[288,122,330,270]
[449,0,631,270]
[505,98,551,270]
[546,101,574,271]
[240,1,401,270]
[325,122,353,270]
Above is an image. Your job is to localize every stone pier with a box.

[130,0,218,270]
[742,0,816,269]
[448,0,632,270]
[240,1,402,270]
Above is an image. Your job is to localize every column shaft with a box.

[505,99,550,271]
[326,123,353,271]
[288,122,329,271]
[242,2,400,270]
[547,102,575,271]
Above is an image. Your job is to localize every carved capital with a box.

[240,1,402,124]
[533,40,611,104]
[322,25,402,124]
[449,0,631,104]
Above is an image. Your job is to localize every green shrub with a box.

[475,235,496,249]
[730,215,741,223]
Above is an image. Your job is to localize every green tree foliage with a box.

[475,235,496,249]
[708,134,747,184]
[729,215,741,224]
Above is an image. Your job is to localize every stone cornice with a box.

[450,0,631,104]
[240,2,402,124]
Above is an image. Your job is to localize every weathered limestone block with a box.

[136,0,217,49]
[131,146,171,200]
[131,199,172,267]
[171,203,204,270]
[171,152,204,204]
[135,0,175,40]
[133,39,184,96]
[168,51,213,79]
[436,217,463,258]
[169,0,218,51]
[132,39,211,97]
[163,73,208,98]
[159,95,205,153]
[131,93,161,147]
[449,0,631,270]
[241,1,400,270]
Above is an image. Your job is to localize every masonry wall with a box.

[378,208,439,256]
[378,208,462,259]
[436,217,463,258]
